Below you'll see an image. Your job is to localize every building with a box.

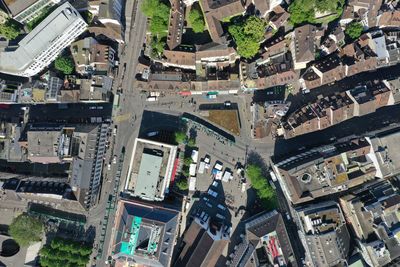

[339,180,400,266]
[200,0,245,44]
[70,37,116,75]
[78,76,113,102]
[18,124,75,164]
[272,138,378,204]
[1,177,76,204]
[378,10,400,28]
[69,124,108,209]
[296,201,351,267]
[88,0,125,42]
[347,83,394,116]
[0,2,87,77]
[109,199,180,267]
[229,210,297,267]
[166,0,184,50]
[125,138,178,201]
[174,215,230,267]
[162,50,196,70]
[347,0,382,28]
[302,53,346,89]
[252,0,282,18]
[367,129,400,178]
[280,82,394,138]
[290,25,317,70]
[0,0,62,24]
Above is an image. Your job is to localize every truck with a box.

[222,170,232,182]
[198,161,206,174]
[113,93,120,108]
[189,163,197,176]
[214,162,223,171]
[146,96,157,102]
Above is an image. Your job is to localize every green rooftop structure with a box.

[120,216,142,256]
[110,200,180,267]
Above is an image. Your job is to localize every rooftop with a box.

[292,24,317,63]
[273,138,376,204]
[111,200,179,267]
[2,178,75,200]
[0,2,87,75]
[126,138,178,201]
[1,0,41,16]
[174,216,230,267]
[229,210,297,267]
[135,150,164,200]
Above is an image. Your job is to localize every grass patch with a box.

[204,110,240,136]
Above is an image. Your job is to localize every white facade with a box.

[0,2,87,77]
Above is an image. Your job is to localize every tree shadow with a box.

[247,150,269,175]
[189,127,197,140]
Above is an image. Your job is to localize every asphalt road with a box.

[89,0,148,265]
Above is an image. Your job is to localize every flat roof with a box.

[134,152,163,199]
[0,2,86,74]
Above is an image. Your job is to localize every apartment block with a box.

[0,2,87,77]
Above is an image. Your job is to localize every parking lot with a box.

[184,119,249,262]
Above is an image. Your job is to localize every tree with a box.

[40,237,92,267]
[55,56,75,75]
[176,178,188,190]
[9,214,43,247]
[0,19,21,40]
[150,15,169,35]
[187,137,196,147]
[228,16,267,58]
[188,8,205,33]
[246,165,277,210]
[183,156,193,166]
[141,0,170,36]
[174,131,187,144]
[345,22,363,39]
[289,0,345,25]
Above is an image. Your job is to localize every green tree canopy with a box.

[40,237,92,267]
[187,137,196,147]
[289,0,345,25]
[9,214,43,247]
[246,164,277,210]
[228,16,267,58]
[345,22,363,39]
[174,131,187,144]
[55,56,75,75]
[151,36,166,58]
[183,156,193,166]
[0,19,21,40]
[188,8,205,33]
[141,0,170,36]
[176,178,188,190]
